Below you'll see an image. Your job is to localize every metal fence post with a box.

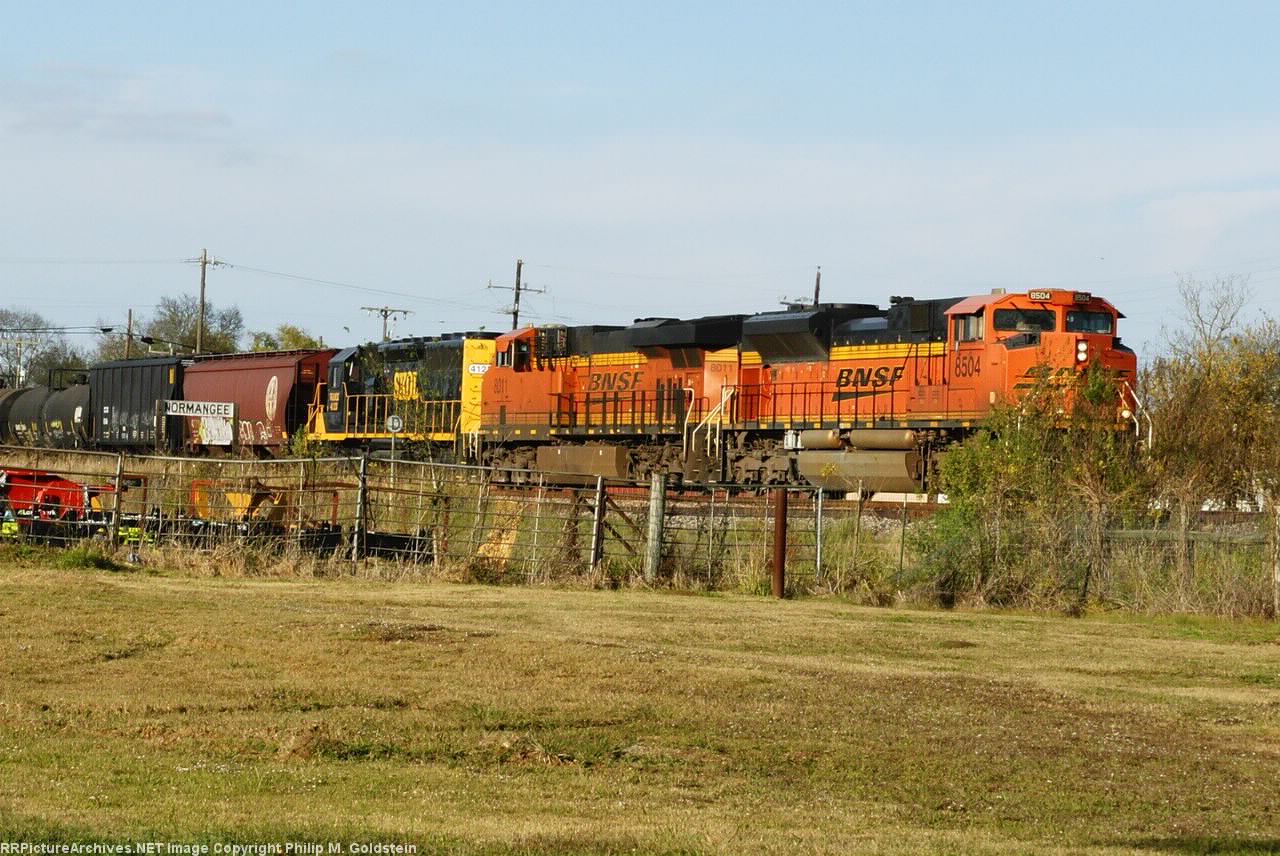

[771,488,787,598]
[351,453,368,565]
[814,488,824,584]
[644,472,667,583]
[898,492,908,577]
[589,476,606,571]
[295,459,305,551]
[109,452,125,550]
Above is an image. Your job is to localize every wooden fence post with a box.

[589,476,606,571]
[644,472,667,583]
[771,488,787,598]
[1272,503,1280,619]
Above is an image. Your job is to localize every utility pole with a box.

[813,265,822,306]
[487,258,546,330]
[361,306,413,341]
[185,248,225,354]
[124,309,134,359]
[0,334,39,386]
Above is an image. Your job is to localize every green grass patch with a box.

[55,545,122,572]
[1,566,1278,852]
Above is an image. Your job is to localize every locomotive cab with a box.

[495,328,537,372]
[322,347,361,434]
[945,289,1134,417]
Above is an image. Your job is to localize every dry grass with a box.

[0,552,1278,854]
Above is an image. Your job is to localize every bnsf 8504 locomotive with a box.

[0,288,1136,492]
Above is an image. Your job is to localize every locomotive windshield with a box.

[993,309,1055,333]
[1065,310,1113,334]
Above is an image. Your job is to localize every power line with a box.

[0,258,182,265]
[225,262,496,313]
[0,325,118,334]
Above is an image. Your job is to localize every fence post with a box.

[814,488,824,584]
[351,453,368,566]
[771,488,787,598]
[644,471,667,583]
[588,476,606,571]
[295,459,306,551]
[528,475,545,585]
[109,452,125,550]
[898,492,908,577]
[846,480,864,593]
[1273,504,1280,620]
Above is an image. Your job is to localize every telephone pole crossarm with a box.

[487,258,547,330]
[361,306,414,341]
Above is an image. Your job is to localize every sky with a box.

[3,0,1280,356]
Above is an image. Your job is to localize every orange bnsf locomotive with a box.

[471,288,1137,491]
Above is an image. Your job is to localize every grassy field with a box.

[1,552,1278,854]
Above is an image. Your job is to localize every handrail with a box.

[680,388,698,457]
[685,385,735,459]
[1122,380,1153,447]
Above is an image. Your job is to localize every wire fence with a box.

[0,445,1274,612]
[0,448,838,594]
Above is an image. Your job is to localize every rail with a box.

[548,387,704,434]
[735,380,899,427]
[338,394,461,437]
[1122,380,1154,447]
[685,385,735,459]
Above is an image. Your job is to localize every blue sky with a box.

[3,1,1279,353]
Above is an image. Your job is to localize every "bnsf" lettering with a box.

[588,370,644,392]
[835,366,905,388]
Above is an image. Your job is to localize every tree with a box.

[916,368,1144,611]
[147,295,243,355]
[1145,276,1254,594]
[1145,277,1280,614]
[1217,318,1280,616]
[0,307,86,387]
[249,324,324,352]
[92,295,244,361]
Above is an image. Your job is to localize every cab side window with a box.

[954,314,983,343]
[513,341,531,372]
